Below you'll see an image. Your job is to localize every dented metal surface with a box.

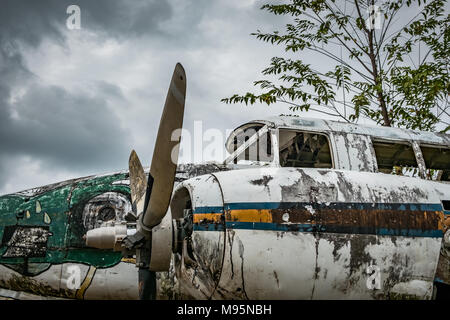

[171,174,225,299]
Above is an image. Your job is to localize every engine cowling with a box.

[170,173,225,299]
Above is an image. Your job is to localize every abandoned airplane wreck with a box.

[0,115,449,300]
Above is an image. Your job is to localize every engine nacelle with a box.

[170,173,225,299]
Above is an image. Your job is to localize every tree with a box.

[222,0,449,132]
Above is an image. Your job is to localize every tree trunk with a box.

[366,5,391,127]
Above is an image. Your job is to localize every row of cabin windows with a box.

[233,128,449,181]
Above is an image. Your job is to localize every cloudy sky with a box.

[0,0,296,194]
[0,0,445,195]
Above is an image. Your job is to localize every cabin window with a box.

[372,141,420,176]
[278,130,333,168]
[420,145,450,181]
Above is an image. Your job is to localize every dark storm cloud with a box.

[0,0,173,46]
[0,46,131,186]
[81,0,173,37]
[0,82,130,169]
[0,0,174,193]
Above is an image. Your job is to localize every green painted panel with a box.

[0,172,131,274]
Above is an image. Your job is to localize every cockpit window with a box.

[230,125,264,154]
[233,130,273,164]
[372,141,420,177]
[278,130,333,168]
[420,145,450,181]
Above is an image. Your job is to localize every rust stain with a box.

[269,207,443,232]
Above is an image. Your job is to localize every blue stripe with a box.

[444,210,450,216]
[223,202,443,211]
[194,224,225,231]
[193,206,224,214]
[193,222,443,237]
[193,202,444,213]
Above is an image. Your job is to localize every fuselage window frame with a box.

[419,143,450,182]
[224,125,277,166]
[371,139,422,177]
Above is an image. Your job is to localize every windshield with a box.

[225,125,274,165]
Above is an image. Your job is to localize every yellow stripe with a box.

[194,209,273,224]
[229,209,273,223]
[75,266,96,300]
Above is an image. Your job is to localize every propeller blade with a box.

[128,150,148,217]
[87,64,187,300]
[141,63,186,229]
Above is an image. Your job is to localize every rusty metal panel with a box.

[330,133,378,172]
